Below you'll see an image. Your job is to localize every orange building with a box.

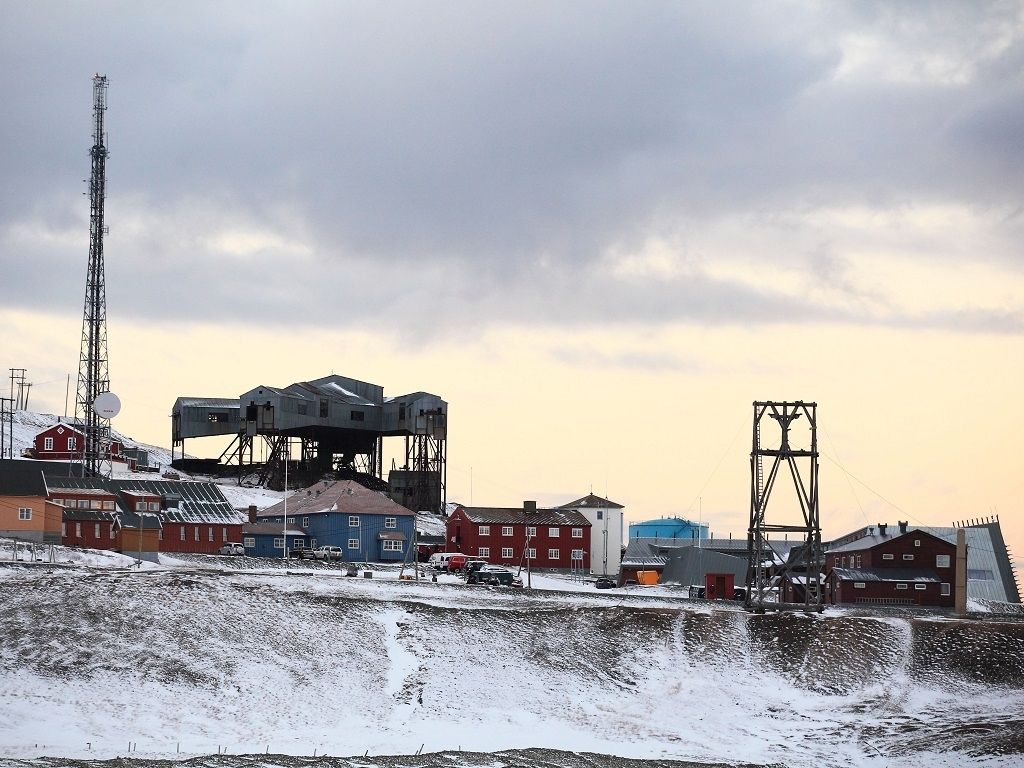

[0,460,63,544]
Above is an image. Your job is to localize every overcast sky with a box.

[2,2,1022,557]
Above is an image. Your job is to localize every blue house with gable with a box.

[257,479,415,562]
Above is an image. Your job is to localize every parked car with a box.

[289,546,313,559]
[428,552,463,571]
[311,546,344,561]
[594,576,616,589]
[218,542,244,556]
[446,554,469,572]
[474,567,515,586]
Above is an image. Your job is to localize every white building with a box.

[559,493,624,576]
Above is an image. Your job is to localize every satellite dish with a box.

[93,391,121,419]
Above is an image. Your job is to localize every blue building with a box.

[257,479,415,562]
[242,522,308,557]
[629,516,708,541]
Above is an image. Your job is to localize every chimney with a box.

[878,523,887,536]
[248,505,258,524]
[955,528,968,616]
[524,500,537,514]
[898,520,908,535]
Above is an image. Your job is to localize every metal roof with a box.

[243,523,306,536]
[558,493,624,510]
[62,508,117,522]
[259,479,414,519]
[831,567,941,583]
[172,397,240,409]
[0,459,49,496]
[454,506,591,527]
[377,531,407,541]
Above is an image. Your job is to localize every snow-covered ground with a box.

[1,546,1022,767]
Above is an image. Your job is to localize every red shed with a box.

[33,422,125,463]
[704,572,735,600]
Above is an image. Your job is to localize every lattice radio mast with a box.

[73,74,115,477]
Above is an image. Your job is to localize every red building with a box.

[824,522,958,608]
[446,504,591,571]
[32,423,124,463]
[55,487,120,549]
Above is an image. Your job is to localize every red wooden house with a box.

[55,487,120,548]
[446,503,591,571]
[824,522,958,608]
[33,423,124,463]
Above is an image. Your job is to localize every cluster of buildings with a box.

[621,515,1019,608]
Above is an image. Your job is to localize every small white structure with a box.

[559,494,624,576]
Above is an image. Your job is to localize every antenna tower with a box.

[74,74,113,477]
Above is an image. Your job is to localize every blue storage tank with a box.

[629,517,708,541]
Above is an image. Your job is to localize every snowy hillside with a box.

[1,561,1022,767]
[6,410,176,470]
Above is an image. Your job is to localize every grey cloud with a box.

[1,2,1023,336]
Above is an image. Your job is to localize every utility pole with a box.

[73,74,115,478]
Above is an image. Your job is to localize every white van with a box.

[429,552,462,571]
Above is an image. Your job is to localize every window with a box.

[502,526,513,536]
[571,528,583,538]
[597,510,603,520]
[854,582,866,589]
[914,539,921,547]
[194,526,200,541]
[244,537,255,548]
[67,437,76,451]
[287,517,295,523]
[941,583,951,596]
[348,538,360,550]
[136,501,146,511]
[208,412,229,423]
[501,547,513,558]
[349,516,360,527]
[882,553,895,560]
[77,499,89,509]
[294,538,305,548]
[385,517,397,529]
[94,523,100,538]
[109,527,115,539]
[526,548,536,559]
[903,554,914,561]
[158,529,164,541]
[273,538,284,549]
[18,507,31,520]
[350,410,365,421]
[571,549,584,560]
[222,528,228,542]
[53,498,64,506]
[896,584,908,590]
[549,527,560,537]
[479,526,490,536]
[855,555,862,568]
[180,527,185,541]
[936,555,951,568]
[383,540,402,552]
[208,527,214,541]
[914,584,926,590]
[44,437,53,451]
[91,500,102,510]
[319,400,328,418]
[968,569,995,581]
[478,547,490,558]
[148,502,159,511]
[102,501,115,510]
[526,526,537,537]
[75,522,82,537]
[302,516,310,528]
[548,548,560,559]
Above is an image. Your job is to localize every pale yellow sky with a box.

[5,307,1021,565]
